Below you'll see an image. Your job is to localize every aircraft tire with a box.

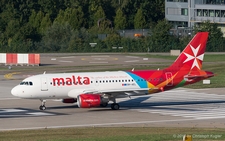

[39,105,46,110]
[111,103,120,110]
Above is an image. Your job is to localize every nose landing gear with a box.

[39,99,46,110]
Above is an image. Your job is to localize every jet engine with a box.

[77,94,107,108]
[62,98,77,103]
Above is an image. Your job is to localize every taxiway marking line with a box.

[0,98,21,100]
[60,56,75,58]
[89,62,108,63]
[59,60,73,63]
[126,56,139,58]
[0,109,26,113]
[125,60,139,62]
[91,56,110,57]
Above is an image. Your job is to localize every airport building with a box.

[165,0,225,35]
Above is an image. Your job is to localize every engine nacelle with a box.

[77,94,103,108]
[62,98,77,103]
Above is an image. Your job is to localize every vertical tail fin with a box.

[166,32,209,71]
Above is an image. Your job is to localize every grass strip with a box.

[0,127,224,141]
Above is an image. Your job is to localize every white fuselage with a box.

[11,71,146,99]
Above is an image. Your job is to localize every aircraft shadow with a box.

[3,98,225,118]
[89,96,225,112]
[47,96,225,112]
[89,96,152,112]
[120,99,225,111]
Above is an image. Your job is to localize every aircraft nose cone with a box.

[11,86,18,97]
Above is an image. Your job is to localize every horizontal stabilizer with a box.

[184,74,214,79]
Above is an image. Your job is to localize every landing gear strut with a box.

[39,99,46,110]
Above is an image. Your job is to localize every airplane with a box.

[11,32,214,110]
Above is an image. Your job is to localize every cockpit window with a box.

[20,82,25,85]
[20,81,33,86]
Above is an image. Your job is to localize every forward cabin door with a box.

[165,72,173,86]
[41,77,48,91]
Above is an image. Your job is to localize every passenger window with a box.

[29,82,33,85]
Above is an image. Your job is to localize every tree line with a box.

[0,0,224,53]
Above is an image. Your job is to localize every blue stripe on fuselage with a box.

[126,71,147,88]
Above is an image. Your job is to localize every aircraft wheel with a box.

[111,103,120,110]
[100,102,108,107]
[39,105,46,110]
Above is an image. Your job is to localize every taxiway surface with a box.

[1,79,225,131]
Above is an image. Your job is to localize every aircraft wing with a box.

[68,87,158,98]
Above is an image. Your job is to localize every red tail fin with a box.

[166,32,209,71]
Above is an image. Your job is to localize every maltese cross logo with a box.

[183,44,204,69]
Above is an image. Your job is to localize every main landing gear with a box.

[39,99,46,110]
[111,103,120,110]
[110,98,120,110]
[100,102,120,110]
